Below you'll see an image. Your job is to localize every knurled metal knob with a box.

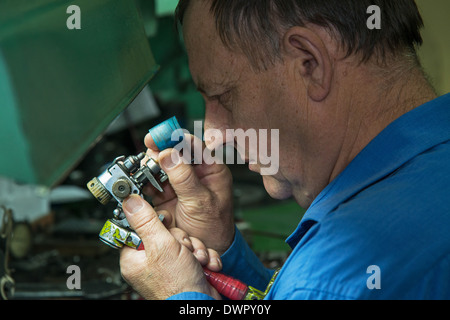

[87,177,112,205]
[111,178,131,199]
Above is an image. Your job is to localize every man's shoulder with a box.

[275,142,450,299]
[349,138,450,215]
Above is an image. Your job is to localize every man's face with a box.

[182,1,343,208]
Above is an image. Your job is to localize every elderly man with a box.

[119,0,450,299]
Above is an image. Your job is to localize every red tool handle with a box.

[202,267,248,300]
[137,241,248,300]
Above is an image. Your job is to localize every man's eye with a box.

[204,90,233,112]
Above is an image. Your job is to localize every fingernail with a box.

[216,257,222,269]
[123,195,144,214]
[160,150,180,170]
[209,257,222,270]
[183,237,192,247]
[195,249,208,261]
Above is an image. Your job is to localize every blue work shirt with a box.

[169,93,450,300]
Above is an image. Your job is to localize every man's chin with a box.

[261,175,292,200]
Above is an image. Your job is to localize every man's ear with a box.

[282,27,332,102]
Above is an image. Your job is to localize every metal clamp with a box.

[98,214,164,251]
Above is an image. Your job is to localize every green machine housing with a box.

[0,0,159,187]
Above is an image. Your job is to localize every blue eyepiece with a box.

[148,116,184,151]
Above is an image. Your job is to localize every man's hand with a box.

[143,133,235,255]
[119,195,222,300]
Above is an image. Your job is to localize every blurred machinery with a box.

[0,0,160,299]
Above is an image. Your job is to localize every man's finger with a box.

[206,248,222,272]
[190,237,223,272]
[122,195,170,251]
[190,236,209,265]
[144,132,159,152]
[169,228,193,251]
[158,148,210,201]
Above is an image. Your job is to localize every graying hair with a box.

[176,0,424,70]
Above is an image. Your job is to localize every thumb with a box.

[158,149,209,200]
[122,195,167,248]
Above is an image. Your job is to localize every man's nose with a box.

[204,108,234,150]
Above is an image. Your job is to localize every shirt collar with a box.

[287,93,450,248]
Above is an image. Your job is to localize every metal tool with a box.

[203,267,280,300]
[87,117,184,248]
[86,116,277,300]
[87,152,167,249]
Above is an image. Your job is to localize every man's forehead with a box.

[189,47,242,96]
[182,3,226,83]
[182,0,248,96]
[183,0,214,34]
[182,0,218,58]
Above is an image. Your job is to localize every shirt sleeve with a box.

[166,292,215,300]
[220,226,275,292]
